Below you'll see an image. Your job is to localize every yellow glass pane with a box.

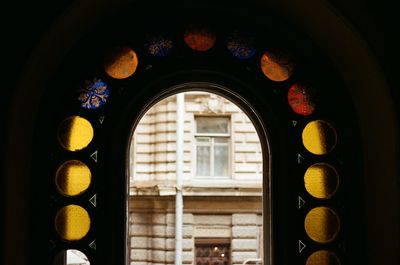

[58,116,94,151]
[103,46,138,79]
[302,120,337,155]
[304,163,339,199]
[306,250,341,265]
[304,207,340,243]
[55,160,91,197]
[55,205,91,241]
[260,49,294,82]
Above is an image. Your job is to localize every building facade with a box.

[129,92,264,265]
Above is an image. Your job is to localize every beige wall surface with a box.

[130,92,263,191]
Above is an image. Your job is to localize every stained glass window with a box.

[40,8,358,265]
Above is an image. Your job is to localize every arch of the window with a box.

[3,1,399,265]
[124,81,273,265]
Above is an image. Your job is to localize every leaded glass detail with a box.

[78,79,110,109]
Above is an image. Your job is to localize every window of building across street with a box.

[195,117,230,177]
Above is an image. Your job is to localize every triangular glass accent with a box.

[298,196,306,209]
[49,240,56,250]
[89,194,97,207]
[297,154,304,164]
[89,240,96,250]
[50,195,57,206]
[298,240,306,253]
[90,150,98,163]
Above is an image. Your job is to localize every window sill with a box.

[130,179,262,196]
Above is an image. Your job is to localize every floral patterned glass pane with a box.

[78,79,110,109]
[145,35,174,57]
[226,31,256,60]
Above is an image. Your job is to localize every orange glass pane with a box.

[184,26,216,52]
[261,48,294,82]
[103,46,138,79]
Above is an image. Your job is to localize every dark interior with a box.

[2,1,399,265]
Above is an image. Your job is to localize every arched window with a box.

[27,3,366,265]
[128,89,266,265]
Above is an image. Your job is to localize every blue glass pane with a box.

[226,32,256,60]
[78,79,110,109]
[145,36,174,57]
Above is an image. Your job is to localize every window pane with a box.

[214,145,229,176]
[214,137,228,144]
[197,137,211,143]
[195,242,230,265]
[197,146,211,176]
[196,117,229,133]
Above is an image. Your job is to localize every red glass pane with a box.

[287,83,316,116]
[184,26,216,52]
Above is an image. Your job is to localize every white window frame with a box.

[194,116,231,178]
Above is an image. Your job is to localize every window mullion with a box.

[211,137,215,177]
